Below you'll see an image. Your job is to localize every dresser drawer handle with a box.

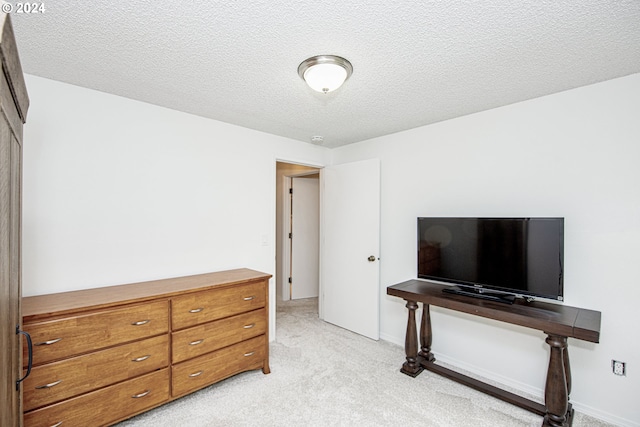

[50,422,63,427]
[189,339,204,346]
[35,379,62,389]
[243,323,255,329]
[243,296,255,301]
[132,390,151,398]
[189,308,204,313]
[244,351,255,357]
[131,319,151,326]
[132,355,151,362]
[189,370,203,377]
[35,338,62,346]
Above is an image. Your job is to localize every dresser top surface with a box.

[23,268,271,322]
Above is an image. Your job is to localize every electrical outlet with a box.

[612,360,626,376]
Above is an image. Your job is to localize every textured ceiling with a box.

[11,1,640,148]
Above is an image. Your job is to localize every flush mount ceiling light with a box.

[298,55,353,94]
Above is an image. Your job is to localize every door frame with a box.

[281,175,292,301]
[275,159,322,304]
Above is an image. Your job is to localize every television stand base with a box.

[442,286,516,304]
[388,279,601,427]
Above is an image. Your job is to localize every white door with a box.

[320,159,380,340]
[291,176,319,299]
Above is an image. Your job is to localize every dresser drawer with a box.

[23,335,169,412]
[171,335,266,398]
[172,308,266,363]
[24,368,170,427]
[171,280,266,330]
[24,300,169,366]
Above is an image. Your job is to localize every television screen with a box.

[417,217,564,302]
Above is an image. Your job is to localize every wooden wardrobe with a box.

[0,13,30,427]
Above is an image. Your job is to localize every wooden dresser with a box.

[21,268,271,427]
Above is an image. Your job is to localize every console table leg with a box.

[543,334,569,427]
[401,300,423,377]
[564,346,571,397]
[563,346,574,423]
[419,303,435,363]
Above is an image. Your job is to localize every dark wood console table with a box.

[387,279,601,427]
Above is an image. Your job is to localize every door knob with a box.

[368,255,376,262]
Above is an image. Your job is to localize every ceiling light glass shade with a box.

[298,55,353,93]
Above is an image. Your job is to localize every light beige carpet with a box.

[116,298,613,427]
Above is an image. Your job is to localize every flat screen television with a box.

[417,217,564,303]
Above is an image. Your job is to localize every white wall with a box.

[22,75,331,341]
[332,73,640,426]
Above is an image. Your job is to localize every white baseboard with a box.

[571,401,639,427]
[432,352,543,399]
[379,331,402,347]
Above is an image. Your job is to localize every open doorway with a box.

[275,159,381,341]
[275,161,320,305]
